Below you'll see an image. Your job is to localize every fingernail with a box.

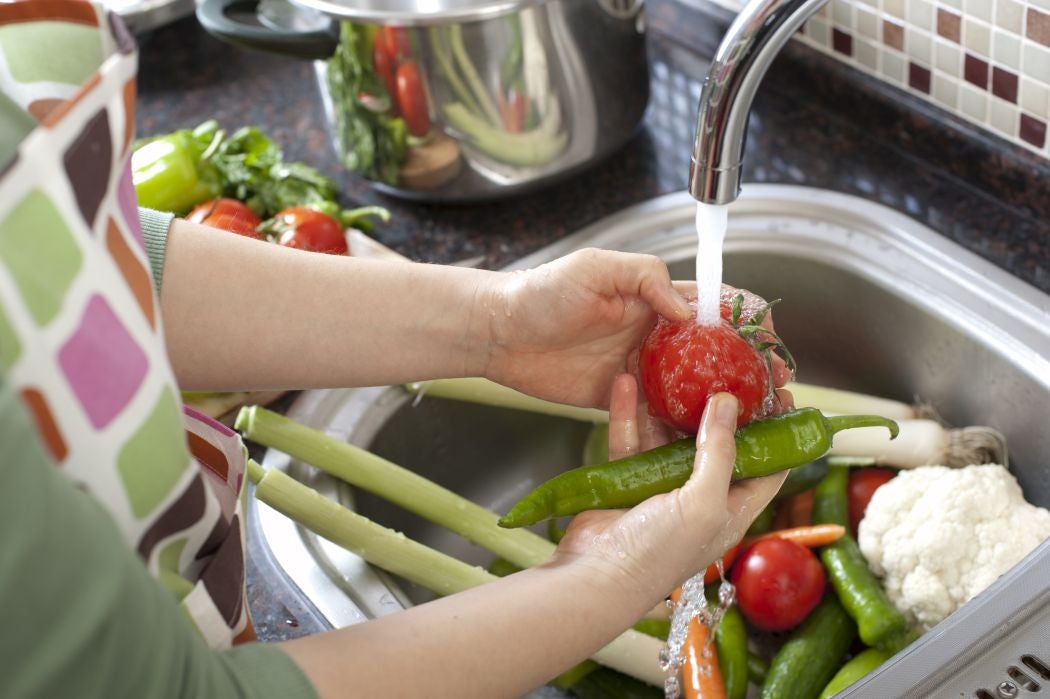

[711,393,738,429]
[671,291,692,319]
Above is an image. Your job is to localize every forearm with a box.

[280,559,655,699]
[160,219,498,391]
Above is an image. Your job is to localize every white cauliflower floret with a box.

[858,463,1050,630]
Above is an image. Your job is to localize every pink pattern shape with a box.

[59,294,148,429]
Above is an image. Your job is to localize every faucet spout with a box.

[688,0,830,205]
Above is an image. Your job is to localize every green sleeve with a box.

[139,207,175,291]
[0,380,318,699]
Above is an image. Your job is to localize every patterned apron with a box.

[0,0,254,648]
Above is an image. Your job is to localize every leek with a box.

[786,382,921,420]
[247,460,666,686]
[238,405,556,569]
[827,419,1007,468]
[405,378,608,423]
[443,98,567,166]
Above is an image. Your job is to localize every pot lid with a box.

[287,0,549,25]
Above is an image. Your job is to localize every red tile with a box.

[992,67,1019,103]
[832,28,853,55]
[883,20,904,50]
[937,9,961,43]
[1028,7,1050,48]
[964,54,988,89]
[909,63,931,93]
[1019,114,1047,148]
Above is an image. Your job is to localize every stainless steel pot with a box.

[197,0,649,202]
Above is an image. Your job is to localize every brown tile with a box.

[992,67,1019,103]
[832,28,853,55]
[883,20,904,50]
[1019,113,1047,147]
[937,9,961,43]
[1028,7,1050,48]
[964,53,988,89]
[909,62,932,93]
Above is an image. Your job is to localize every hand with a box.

[550,380,787,605]
[480,248,693,408]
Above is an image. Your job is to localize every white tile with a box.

[1020,77,1050,118]
[996,0,1025,34]
[884,0,906,20]
[993,30,1022,69]
[960,83,989,120]
[1028,0,1050,12]
[908,0,934,30]
[933,73,960,108]
[856,37,880,70]
[964,0,994,23]
[909,30,933,63]
[832,0,852,26]
[882,50,907,83]
[807,17,831,47]
[963,17,992,56]
[1023,42,1050,84]
[857,5,879,40]
[936,38,963,75]
[940,0,963,8]
[990,97,1020,137]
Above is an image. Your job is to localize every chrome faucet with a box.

[688,0,831,205]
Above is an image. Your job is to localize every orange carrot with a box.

[745,523,846,548]
[670,588,727,699]
[702,543,742,584]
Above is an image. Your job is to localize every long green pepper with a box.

[498,408,898,528]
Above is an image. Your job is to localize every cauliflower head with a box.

[858,463,1050,630]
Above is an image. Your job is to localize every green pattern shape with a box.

[0,190,83,326]
[0,302,19,370]
[117,387,190,519]
[157,537,193,598]
[0,22,102,86]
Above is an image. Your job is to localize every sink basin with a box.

[253,185,1050,697]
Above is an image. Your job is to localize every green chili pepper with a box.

[747,653,769,685]
[707,591,749,699]
[498,409,898,528]
[131,131,221,214]
[775,459,831,501]
[812,467,910,648]
[818,647,892,699]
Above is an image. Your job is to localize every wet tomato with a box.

[396,61,430,137]
[639,295,778,432]
[848,467,896,536]
[731,537,826,632]
[187,198,262,239]
[270,207,347,255]
[382,27,412,63]
[373,38,399,114]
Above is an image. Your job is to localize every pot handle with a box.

[196,0,339,61]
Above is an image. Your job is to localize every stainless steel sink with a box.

[253,185,1050,698]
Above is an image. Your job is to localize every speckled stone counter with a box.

[134,0,1049,641]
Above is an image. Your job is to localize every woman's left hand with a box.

[479,248,692,408]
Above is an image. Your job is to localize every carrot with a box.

[671,588,728,699]
[745,523,846,549]
[702,543,742,584]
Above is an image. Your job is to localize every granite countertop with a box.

[134,0,1048,641]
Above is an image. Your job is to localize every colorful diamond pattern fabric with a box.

[0,1,253,649]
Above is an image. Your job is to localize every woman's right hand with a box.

[550,376,786,607]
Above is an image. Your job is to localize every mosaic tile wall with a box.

[703,0,1050,159]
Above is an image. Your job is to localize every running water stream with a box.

[661,202,734,698]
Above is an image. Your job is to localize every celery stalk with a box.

[786,382,917,420]
[405,378,608,423]
[237,406,557,569]
[247,460,666,686]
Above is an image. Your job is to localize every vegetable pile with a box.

[132,119,390,254]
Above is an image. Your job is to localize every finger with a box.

[639,406,671,451]
[621,255,690,320]
[725,471,788,533]
[775,387,795,413]
[682,393,739,500]
[608,374,641,459]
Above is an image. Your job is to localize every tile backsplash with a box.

[704,0,1050,159]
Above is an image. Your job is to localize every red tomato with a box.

[383,27,412,63]
[848,467,896,536]
[731,538,826,632]
[639,296,776,432]
[396,61,431,137]
[187,198,262,238]
[372,38,399,114]
[271,208,348,255]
